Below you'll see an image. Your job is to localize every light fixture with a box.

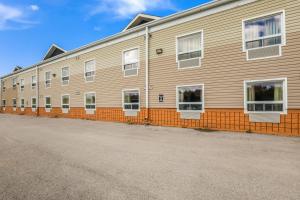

[156,48,163,55]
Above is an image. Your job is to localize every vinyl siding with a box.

[148,0,300,109]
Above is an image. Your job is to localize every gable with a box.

[123,14,160,31]
[43,44,66,60]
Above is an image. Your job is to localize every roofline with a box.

[1,0,250,79]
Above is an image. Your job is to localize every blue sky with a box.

[0,0,210,76]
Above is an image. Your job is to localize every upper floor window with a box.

[20,79,25,92]
[244,78,287,113]
[84,60,95,82]
[177,85,204,112]
[2,82,5,93]
[177,31,203,69]
[12,78,17,89]
[123,89,140,111]
[45,72,51,88]
[62,67,70,85]
[244,13,284,50]
[123,48,139,77]
[32,76,37,90]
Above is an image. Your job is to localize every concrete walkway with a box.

[0,114,299,200]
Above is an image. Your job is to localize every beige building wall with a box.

[38,36,146,108]
[148,0,300,109]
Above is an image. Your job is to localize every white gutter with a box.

[145,26,149,120]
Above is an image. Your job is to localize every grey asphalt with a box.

[0,114,299,200]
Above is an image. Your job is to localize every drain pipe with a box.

[145,26,149,123]
[36,65,39,117]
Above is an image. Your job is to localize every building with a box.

[0,0,299,136]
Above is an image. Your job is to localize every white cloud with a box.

[30,5,39,11]
[0,3,38,30]
[90,0,176,18]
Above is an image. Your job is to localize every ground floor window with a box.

[123,89,140,110]
[45,96,51,108]
[177,84,204,112]
[32,98,37,108]
[2,100,6,107]
[20,99,25,108]
[245,78,287,113]
[62,95,70,109]
[12,98,17,108]
[85,92,96,110]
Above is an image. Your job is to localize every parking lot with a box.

[0,114,299,200]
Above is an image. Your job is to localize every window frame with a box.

[20,79,25,92]
[12,77,17,89]
[242,10,286,52]
[31,75,37,90]
[20,98,25,108]
[31,97,37,109]
[45,71,51,88]
[122,47,140,77]
[243,78,288,114]
[61,66,70,86]
[12,98,17,108]
[176,84,205,113]
[61,94,70,110]
[84,92,96,111]
[84,59,96,82]
[122,89,140,111]
[2,99,6,107]
[45,96,52,109]
[175,30,204,69]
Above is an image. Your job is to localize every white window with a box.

[62,67,70,85]
[176,85,204,112]
[243,12,284,50]
[12,98,17,108]
[31,97,37,108]
[12,78,17,89]
[20,79,25,92]
[84,60,95,82]
[123,48,139,77]
[176,31,203,69]
[2,99,6,107]
[20,98,25,108]
[2,81,5,93]
[32,76,37,90]
[45,96,51,108]
[85,92,96,110]
[61,95,70,109]
[244,78,287,113]
[123,89,140,111]
[45,72,51,88]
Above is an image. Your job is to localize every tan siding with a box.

[148,0,300,109]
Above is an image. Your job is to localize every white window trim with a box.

[20,79,25,92]
[84,92,96,111]
[122,88,140,111]
[175,30,204,69]
[45,96,52,109]
[31,76,37,90]
[61,66,70,86]
[176,84,205,113]
[12,98,17,108]
[243,78,288,115]
[242,10,286,52]
[122,47,140,77]
[12,77,17,89]
[61,94,70,110]
[20,98,25,108]
[84,59,96,83]
[45,71,51,88]
[31,97,37,109]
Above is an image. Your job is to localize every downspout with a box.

[36,65,39,117]
[145,26,149,123]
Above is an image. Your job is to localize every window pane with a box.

[179,104,202,111]
[46,97,51,104]
[62,96,69,104]
[245,14,281,41]
[178,32,201,54]
[178,86,202,103]
[85,60,95,72]
[124,91,139,103]
[124,49,138,65]
[247,81,283,101]
[32,76,37,83]
[86,93,95,104]
[178,50,201,61]
[62,67,69,77]
[46,72,51,80]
